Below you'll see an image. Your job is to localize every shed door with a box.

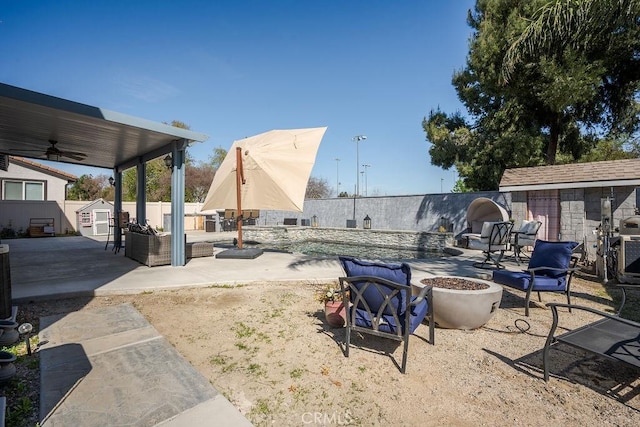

[527,190,560,241]
[93,209,111,236]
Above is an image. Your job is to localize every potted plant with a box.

[316,285,346,327]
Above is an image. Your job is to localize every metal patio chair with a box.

[338,256,434,374]
[472,221,514,269]
[492,240,580,316]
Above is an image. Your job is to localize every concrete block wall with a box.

[560,188,586,244]
[510,192,528,229]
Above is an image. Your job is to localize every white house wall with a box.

[2,161,68,201]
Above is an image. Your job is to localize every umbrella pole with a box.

[236,147,244,249]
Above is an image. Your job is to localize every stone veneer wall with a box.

[242,226,455,252]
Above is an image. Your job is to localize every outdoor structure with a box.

[500,158,640,262]
[465,197,510,234]
[0,83,208,266]
[75,198,114,237]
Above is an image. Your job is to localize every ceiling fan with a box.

[12,139,88,162]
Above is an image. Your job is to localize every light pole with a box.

[441,177,444,193]
[352,135,367,197]
[335,158,340,196]
[362,164,371,196]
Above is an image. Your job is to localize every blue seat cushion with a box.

[339,256,411,315]
[492,270,568,292]
[339,256,411,285]
[527,240,578,278]
[351,296,428,334]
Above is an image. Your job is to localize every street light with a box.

[352,135,367,197]
[362,164,371,196]
[335,158,340,196]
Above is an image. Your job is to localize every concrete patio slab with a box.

[39,303,252,426]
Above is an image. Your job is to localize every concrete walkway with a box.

[4,232,494,426]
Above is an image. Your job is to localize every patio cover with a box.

[0,82,209,266]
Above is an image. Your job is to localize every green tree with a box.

[121,120,219,202]
[209,147,227,170]
[451,178,471,193]
[67,174,111,201]
[423,0,640,191]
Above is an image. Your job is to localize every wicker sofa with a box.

[124,232,214,266]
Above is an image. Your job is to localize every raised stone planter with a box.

[413,276,503,330]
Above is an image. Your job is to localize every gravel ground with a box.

[7,270,640,426]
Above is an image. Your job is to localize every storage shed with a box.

[499,158,640,262]
[75,199,114,236]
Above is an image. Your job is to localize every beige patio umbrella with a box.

[202,126,327,249]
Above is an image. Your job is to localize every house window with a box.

[2,180,45,200]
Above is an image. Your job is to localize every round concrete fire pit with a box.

[413,276,503,330]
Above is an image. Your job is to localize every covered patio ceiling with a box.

[0,82,208,172]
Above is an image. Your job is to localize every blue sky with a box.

[1,0,475,196]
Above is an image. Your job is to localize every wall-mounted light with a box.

[108,176,115,187]
[164,154,173,170]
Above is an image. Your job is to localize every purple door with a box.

[527,190,560,241]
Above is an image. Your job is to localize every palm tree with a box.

[502,0,640,82]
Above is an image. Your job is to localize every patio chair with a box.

[472,221,514,269]
[509,220,542,264]
[492,240,580,316]
[338,256,434,374]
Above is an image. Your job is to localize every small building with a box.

[75,198,114,237]
[500,158,640,262]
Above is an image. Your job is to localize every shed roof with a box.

[499,158,640,192]
[76,198,114,212]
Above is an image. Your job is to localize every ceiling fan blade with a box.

[8,148,45,153]
[61,152,87,161]
[61,150,87,157]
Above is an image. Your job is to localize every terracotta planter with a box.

[324,300,346,327]
[413,276,503,330]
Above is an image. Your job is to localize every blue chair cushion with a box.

[351,296,428,334]
[527,240,578,278]
[492,270,568,292]
[339,256,411,316]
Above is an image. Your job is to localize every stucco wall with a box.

[1,161,69,201]
[255,191,511,236]
[0,200,208,235]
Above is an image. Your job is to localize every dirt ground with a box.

[23,272,640,426]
